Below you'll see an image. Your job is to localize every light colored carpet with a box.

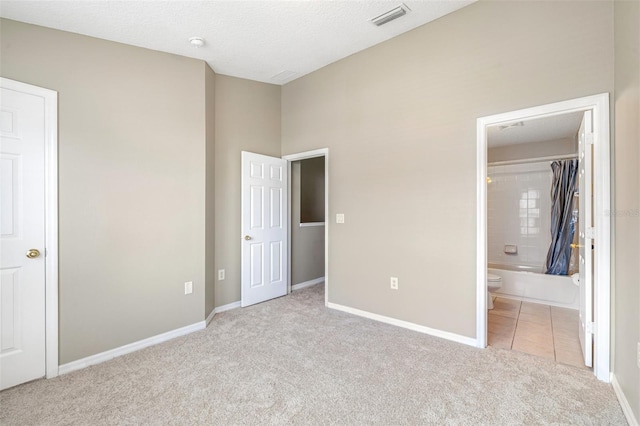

[0,284,627,425]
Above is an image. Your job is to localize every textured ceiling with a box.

[488,112,584,148]
[0,0,475,85]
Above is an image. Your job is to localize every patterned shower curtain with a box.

[545,159,579,275]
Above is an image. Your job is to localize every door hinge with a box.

[586,227,595,239]
[586,132,595,145]
[586,322,595,335]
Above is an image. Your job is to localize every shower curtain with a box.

[545,159,579,275]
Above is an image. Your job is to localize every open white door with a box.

[578,110,594,368]
[0,84,47,389]
[241,151,288,307]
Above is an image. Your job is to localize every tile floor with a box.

[488,297,588,369]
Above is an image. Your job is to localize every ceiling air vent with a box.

[370,4,410,26]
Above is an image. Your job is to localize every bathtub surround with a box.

[489,266,578,310]
[488,161,553,270]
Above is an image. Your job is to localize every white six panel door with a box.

[241,152,288,307]
[578,110,594,368]
[0,85,47,389]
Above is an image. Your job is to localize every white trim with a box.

[59,321,205,375]
[205,308,216,326]
[283,148,330,307]
[328,302,477,347]
[612,374,639,426]
[476,93,611,381]
[291,277,325,291]
[214,301,241,313]
[299,222,325,227]
[1,78,59,379]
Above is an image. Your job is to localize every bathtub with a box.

[488,263,579,310]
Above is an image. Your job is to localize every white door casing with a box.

[0,84,47,389]
[476,93,610,382]
[241,151,288,307]
[578,110,594,368]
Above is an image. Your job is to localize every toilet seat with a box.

[488,273,502,282]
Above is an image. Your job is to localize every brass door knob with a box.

[26,249,41,259]
[244,235,252,241]
[570,244,583,249]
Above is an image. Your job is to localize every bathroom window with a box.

[519,190,541,236]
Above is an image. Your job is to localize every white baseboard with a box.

[205,308,216,326]
[214,300,241,314]
[612,374,639,426]
[59,321,206,375]
[327,302,477,347]
[292,277,325,291]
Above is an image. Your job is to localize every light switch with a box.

[336,213,345,224]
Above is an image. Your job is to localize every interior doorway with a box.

[476,94,611,382]
[283,149,329,306]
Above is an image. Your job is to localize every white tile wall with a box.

[488,161,552,269]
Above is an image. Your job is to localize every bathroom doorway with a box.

[476,94,611,382]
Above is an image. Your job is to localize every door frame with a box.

[1,78,59,379]
[282,148,329,306]
[476,93,610,382]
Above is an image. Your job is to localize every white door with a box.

[0,83,47,389]
[578,110,594,368]
[241,152,288,307]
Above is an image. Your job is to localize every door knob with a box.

[244,235,252,241]
[570,244,583,249]
[26,249,41,259]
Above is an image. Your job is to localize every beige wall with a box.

[292,160,325,285]
[488,137,576,163]
[205,65,216,318]
[0,19,209,363]
[214,74,281,307]
[613,0,640,419]
[282,1,614,338]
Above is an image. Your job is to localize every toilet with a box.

[487,273,503,309]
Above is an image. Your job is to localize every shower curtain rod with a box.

[488,153,578,167]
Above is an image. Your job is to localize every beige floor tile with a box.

[488,322,517,337]
[490,305,520,319]
[514,321,552,335]
[512,338,555,360]
[551,306,577,318]
[488,331,513,350]
[518,311,552,326]
[556,348,588,369]
[489,313,517,326]
[513,329,554,347]
[553,334,581,353]
[520,302,550,314]
[552,324,579,339]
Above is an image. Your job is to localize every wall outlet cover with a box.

[218,269,225,281]
[336,213,345,224]
[390,277,399,290]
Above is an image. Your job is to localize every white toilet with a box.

[487,273,503,309]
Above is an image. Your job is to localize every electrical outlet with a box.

[218,269,225,281]
[184,281,193,295]
[336,213,345,224]
[390,277,399,290]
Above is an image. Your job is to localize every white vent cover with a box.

[371,4,411,26]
